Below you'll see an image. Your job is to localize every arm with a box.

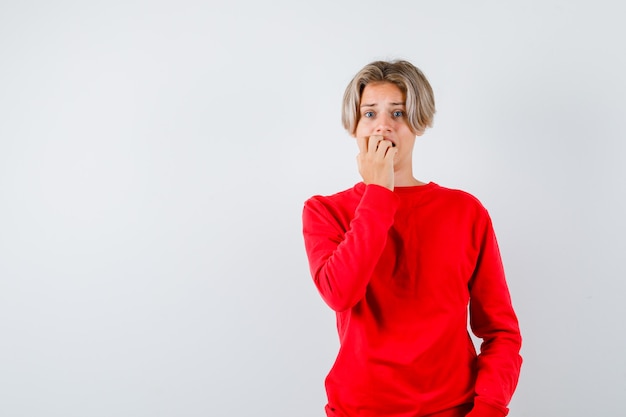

[303,135,399,311]
[467,214,523,417]
[302,185,398,312]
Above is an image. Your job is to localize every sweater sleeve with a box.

[302,184,399,312]
[467,213,523,417]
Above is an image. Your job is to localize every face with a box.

[354,82,423,170]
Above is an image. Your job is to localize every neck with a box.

[394,168,425,187]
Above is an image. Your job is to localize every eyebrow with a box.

[360,102,406,108]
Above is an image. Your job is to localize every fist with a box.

[356,135,397,191]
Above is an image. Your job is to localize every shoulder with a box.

[429,183,490,217]
[434,184,484,206]
[302,184,365,232]
[304,183,364,210]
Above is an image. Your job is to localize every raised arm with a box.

[302,185,398,312]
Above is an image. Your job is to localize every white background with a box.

[1,1,624,416]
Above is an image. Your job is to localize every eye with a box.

[393,110,405,118]
[364,111,374,118]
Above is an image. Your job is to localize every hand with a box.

[356,135,397,191]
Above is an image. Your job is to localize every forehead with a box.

[360,82,405,103]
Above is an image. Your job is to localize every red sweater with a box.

[302,183,522,417]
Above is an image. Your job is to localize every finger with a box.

[375,139,392,159]
[368,135,383,153]
[356,136,367,154]
[382,139,397,153]
[384,146,398,161]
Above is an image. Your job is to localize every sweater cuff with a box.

[466,399,508,417]
[361,183,400,208]
[357,184,400,227]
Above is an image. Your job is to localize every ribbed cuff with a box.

[466,399,507,417]
[361,183,399,207]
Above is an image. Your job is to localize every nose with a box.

[374,113,393,133]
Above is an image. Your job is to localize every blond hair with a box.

[342,60,436,135]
